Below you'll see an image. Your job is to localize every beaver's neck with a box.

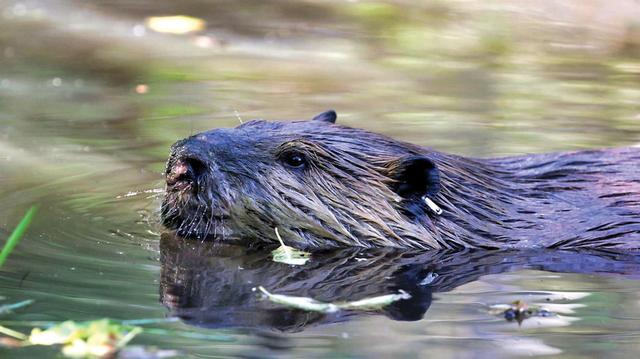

[430,148,640,249]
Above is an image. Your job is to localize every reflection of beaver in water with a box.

[159,234,640,331]
[162,111,640,250]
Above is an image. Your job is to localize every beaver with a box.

[161,111,640,250]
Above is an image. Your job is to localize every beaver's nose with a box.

[166,157,207,187]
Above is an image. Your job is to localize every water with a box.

[1,0,640,357]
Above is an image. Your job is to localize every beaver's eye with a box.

[282,152,307,169]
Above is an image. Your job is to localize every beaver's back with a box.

[488,147,640,249]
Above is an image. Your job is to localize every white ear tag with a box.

[422,196,443,215]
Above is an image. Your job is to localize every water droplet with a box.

[51,77,62,87]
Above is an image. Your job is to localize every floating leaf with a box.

[62,338,112,358]
[29,321,80,345]
[258,286,411,313]
[27,319,142,358]
[145,16,206,35]
[271,228,310,266]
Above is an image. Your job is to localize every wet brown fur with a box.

[162,113,640,250]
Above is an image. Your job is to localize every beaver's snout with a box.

[166,158,206,189]
[162,133,237,240]
[166,138,209,191]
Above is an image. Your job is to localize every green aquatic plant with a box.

[0,319,142,358]
[0,206,38,268]
[0,300,33,347]
[0,316,232,356]
[0,300,34,316]
[28,319,142,358]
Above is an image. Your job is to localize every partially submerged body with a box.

[161,111,640,250]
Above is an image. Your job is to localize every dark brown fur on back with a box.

[161,112,640,250]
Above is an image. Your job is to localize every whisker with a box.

[234,109,244,124]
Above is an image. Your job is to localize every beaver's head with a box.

[161,111,444,249]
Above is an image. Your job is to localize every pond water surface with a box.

[1,0,640,357]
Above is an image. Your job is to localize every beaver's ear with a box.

[312,110,337,124]
[387,155,441,201]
